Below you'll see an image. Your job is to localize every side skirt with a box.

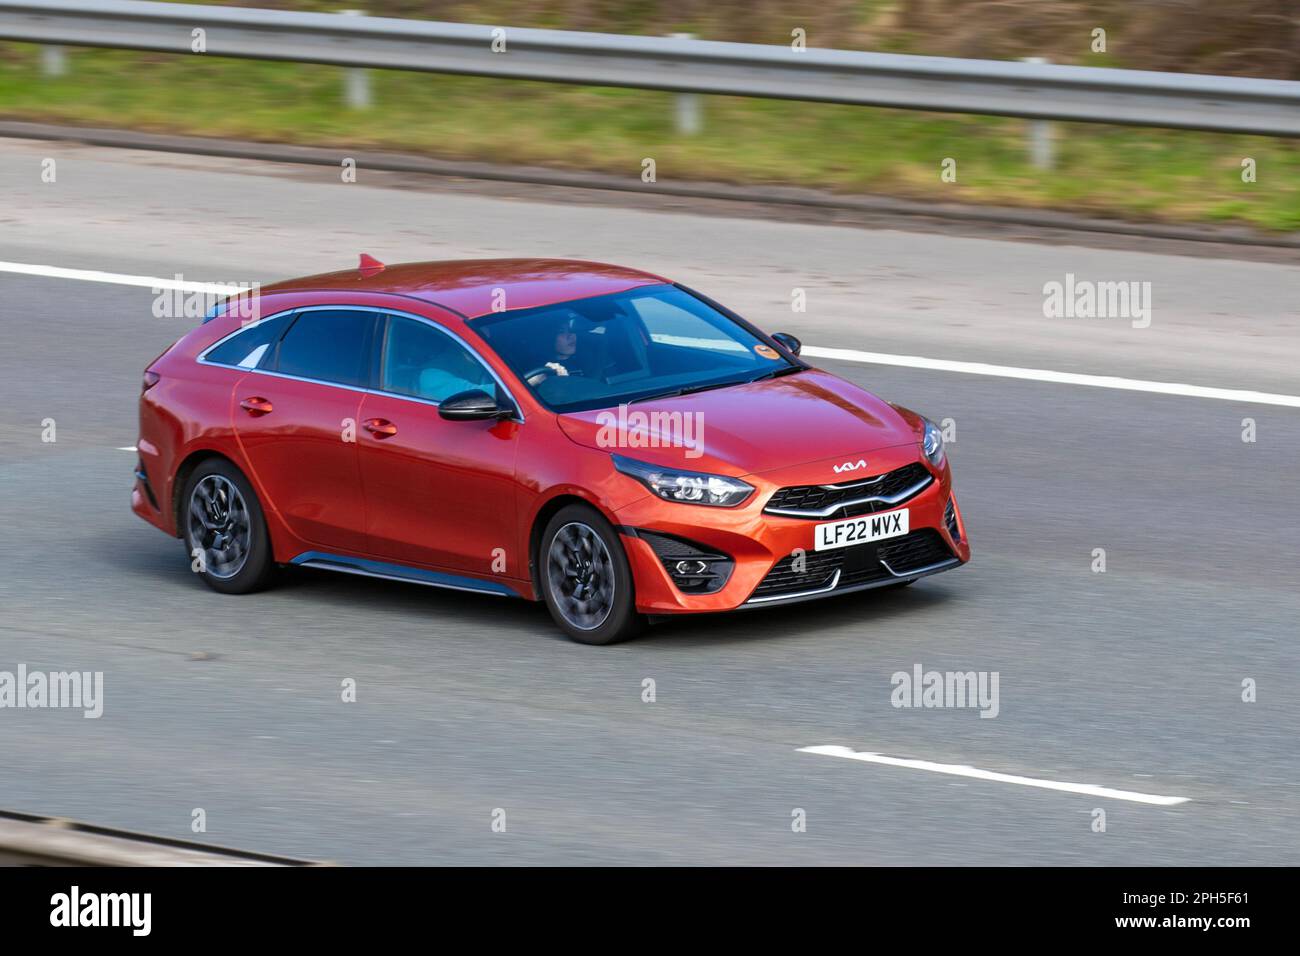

[289,552,522,598]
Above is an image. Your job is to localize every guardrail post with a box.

[1021,57,1055,170]
[670,33,702,135]
[340,10,372,108]
[41,45,67,77]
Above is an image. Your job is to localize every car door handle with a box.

[239,397,274,416]
[363,418,398,438]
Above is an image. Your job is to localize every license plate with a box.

[814,508,909,552]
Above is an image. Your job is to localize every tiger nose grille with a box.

[764,462,932,519]
[749,530,955,600]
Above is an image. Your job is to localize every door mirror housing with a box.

[438,389,511,421]
[771,332,802,356]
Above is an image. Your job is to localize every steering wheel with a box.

[523,362,581,386]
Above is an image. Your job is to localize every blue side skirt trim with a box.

[289,551,521,598]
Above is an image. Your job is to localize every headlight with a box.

[922,418,946,468]
[612,455,754,507]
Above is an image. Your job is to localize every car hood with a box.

[556,368,920,477]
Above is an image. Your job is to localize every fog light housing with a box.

[637,530,734,594]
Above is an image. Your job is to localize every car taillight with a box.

[142,370,161,392]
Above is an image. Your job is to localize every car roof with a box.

[259,258,668,320]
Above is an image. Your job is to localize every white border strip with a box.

[798,745,1190,806]
[803,345,1300,409]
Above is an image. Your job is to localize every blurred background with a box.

[2,1,1299,868]
[1,0,1297,230]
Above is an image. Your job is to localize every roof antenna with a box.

[358,253,385,277]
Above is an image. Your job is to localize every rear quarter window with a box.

[203,313,293,369]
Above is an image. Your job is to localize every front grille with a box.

[749,529,955,601]
[877,530,954,574]
[764,462,932,519]
[749,551,839,598]
[944,497,961,543]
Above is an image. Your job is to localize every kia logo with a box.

[833,459,867,474]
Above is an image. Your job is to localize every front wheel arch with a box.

[527,492,622,601]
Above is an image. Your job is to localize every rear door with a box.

[357,312,522,577]
[231,308,378,554]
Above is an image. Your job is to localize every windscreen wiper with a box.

[745,365,804,384]
[628,378,743,404]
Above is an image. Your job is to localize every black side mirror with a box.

[439,389,510,422]
[771,332,802,356]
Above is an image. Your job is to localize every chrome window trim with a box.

[197,304,526,423]
[763,474,933,519]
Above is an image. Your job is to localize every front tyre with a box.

[181,458,275,595]
[540,504,644,645]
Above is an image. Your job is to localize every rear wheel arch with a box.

[172,450,242,538]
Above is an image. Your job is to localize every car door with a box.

[357,312,522,577]
[231,307,378,555]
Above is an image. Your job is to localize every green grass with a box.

[2,45,1298,231]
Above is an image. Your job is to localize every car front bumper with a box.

[616,451,970,614]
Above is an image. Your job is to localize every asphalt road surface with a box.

[1,138,1297,865]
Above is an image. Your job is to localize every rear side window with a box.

[272,310,378,387]
[203,313,292,369]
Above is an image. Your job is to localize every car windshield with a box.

[471,284,799,413]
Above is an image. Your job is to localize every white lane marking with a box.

[116,446,137,451]
[797,745,1190,806]
[0,260,242,294]
[803,345,1300,409]
[6,259,1297,409]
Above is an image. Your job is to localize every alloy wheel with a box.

[546,521,616,631]
[187,474,252,580]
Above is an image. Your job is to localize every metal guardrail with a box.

[0,809,319,866]
[0,0,1298,137]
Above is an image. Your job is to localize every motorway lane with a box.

[1,137,1298,396]
[1,143,1299,863]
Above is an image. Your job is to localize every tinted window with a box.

[204,313,292,369]
[273,310,377,387]
[473,285,795,413]
[380,316,497,403]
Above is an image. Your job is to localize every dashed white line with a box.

[798,745,1190,806]
[6,258,1297,409]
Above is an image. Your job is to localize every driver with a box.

[527,314,584,385]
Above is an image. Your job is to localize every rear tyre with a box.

[180,458,275,595]
[539,504,644,645]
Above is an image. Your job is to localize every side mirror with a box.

[438,389,510,422]
[771,332,802,356]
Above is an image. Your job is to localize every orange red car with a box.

[133,257,969,643]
